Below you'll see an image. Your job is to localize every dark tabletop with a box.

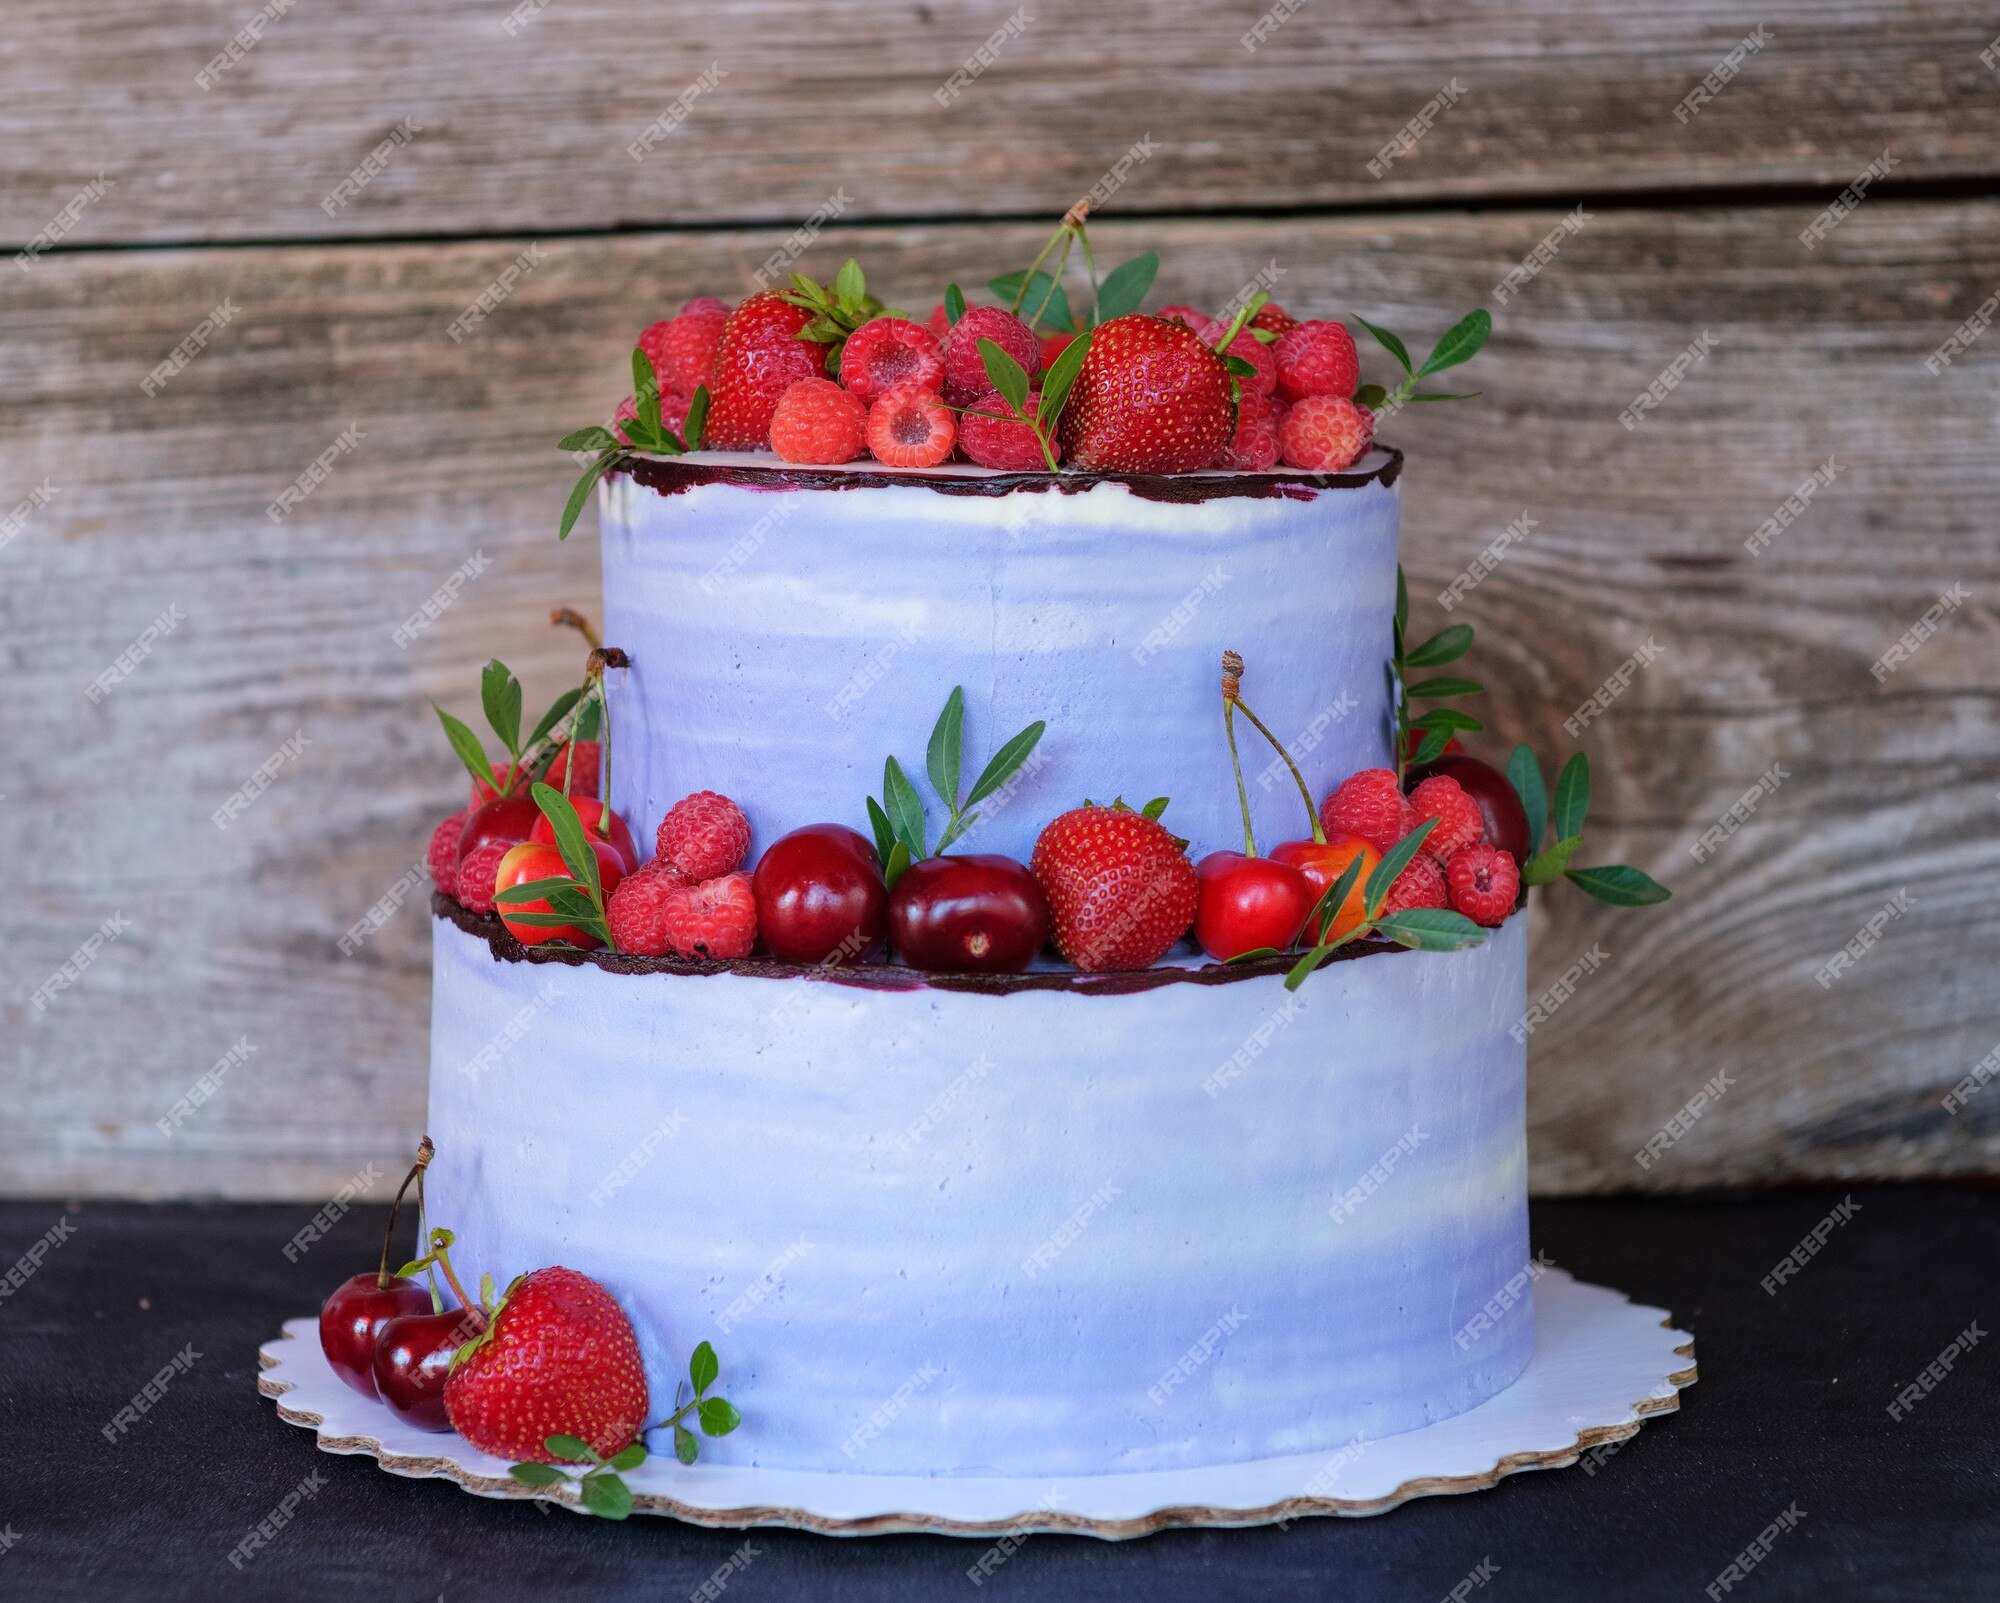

[1,1185,1994,1602]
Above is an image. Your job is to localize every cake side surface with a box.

[424,912,1531,1478]
[599,455,1399,866]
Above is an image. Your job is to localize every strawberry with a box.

[443,1266,650,1465]
[1056,314,1235,473]
[1030,804,1199,972]
[705,292,829,450]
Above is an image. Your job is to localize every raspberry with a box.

[1280,395,1374,472]
[680,295,729,318]
[942,306,1041,407]
[1274,320,1361,402]
[1409,775,1484,863]
[1159,304,1219,340]
[959,389,1054,471]
[605,860,680,956]
[639,306,725,394]
[1320,768,1417,854]
[660,871,758,960]
[926,302,952,342]
[613,389,692,447]
[866,384,957,468]
[1446,843,1519,926]
[1250,302,1298,337]
[840,318,944,405]
[456,839,512,915]
[1213,392,1280,471]
[769,378,867,464]
[1218,328,1277,398]
[1380,852,1448,916]
[655,790,751,883]
[428,809,471,897]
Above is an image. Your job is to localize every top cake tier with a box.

[597,451,1400,864]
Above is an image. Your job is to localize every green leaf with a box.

[1364,819,1437,917]
[1306,853,1365,937]
[1394,564,1409,640]
[1411,726,1453,766]
[1519,835,1581,886]
[1354,383,1389,410]
[1411,708,1483,734]
[865,795,898,870]
[1404,625,1474,668]
[632,349,662,435]
[1567,864,1671,906]
[1553,751,1591,842]
[481,660,523,754]
[1418,309,1492,378]
[532,782,602,903]
[1093,252,1158,323]
[1222,354,1258,378]
[1284,943,1336,991]
[674,1424,699,1465]
[579,1473,633,1520]
[944,284,966,325]
[545,1433,599,1464]
[1223,946,1282,964]
[1405,390,1482,403]
[493,876,581,905]
[883,757,929,859]
[963,722,1046,810]
[977,338,1031,416]
[502,909,604,931]
[1355,316,1414,375]
[926,687,965,811]
[432,702,494,791]
[606,1441,647,1472]
[882,837,912,889]
[1374,908,1490,950]
[393,1258,428,1279]
[559,426,618,453]
[560,449,621,541]
[1507,745,1547,854]
[574,698,602,741]
[542,886,601,920]
[509,1462,569,1488]
[1406,676,1483,699]
[1036,328,1093,426]
[697,1397,741,1436]
[834,258,865,307]
[990,269,1074,333]
[1140,796,1170,821]
[683,385,709,450]
[690,1340,719,1396]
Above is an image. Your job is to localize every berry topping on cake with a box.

[769,377,867,464]
[656,790,751,882]
[428,809,471,896]
[1279,395,1374,472]
[1409,774,1485,862]
[705,292,828,450]
[613,389,693,448]
[1271,833,1379,943]
[1038,331,1075,369]
[443,1266,650,1465]
[1445,842,1519,926]
[942,306,1040,407]
[1321,768,1418,855]
[1380,851,1449,916]
[1213,392,1281,472]
[640,304,726,395]
[1216,327,1277,398]
[659,871,758,961]
[1273,319,1360,402]
[752,823,889,964]
[889,854,1051,973]
[455,837,514,915]
[1030,803,1199,972]
[604,860,680,956]
[680,295,729,318]
[959,389,1057,471]
[839,317,945,404]
[543,739,600,798]
[866,384,958,468]
[1250,301,1299,336]
[529,797,639,875]
[925,302,952,341]
[1057,314,1235,474]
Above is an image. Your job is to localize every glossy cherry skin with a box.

[889,854,1051,973]
[495,840,620,948]
[529,798,639,874]
[454,794,542,874]
[1193,852,1312,960]
[372,1305,480,1431]
[752,824,888,964]
[319,1273,432,1399]
[1270,834,1380,943]
[1405,753,1532,867]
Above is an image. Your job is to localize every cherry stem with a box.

[423,1229,488,1330]
[1220,654,1257,856]
[1226,661,1327,845]
[416,1170,442,1313]
[552,607,603,651]
[376,1137,434,1289]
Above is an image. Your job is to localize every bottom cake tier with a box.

[424,907,1533,1479]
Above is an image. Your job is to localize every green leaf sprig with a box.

[667,1339,742,1466]
[432,659,600,803]
[1353,310,1491,414]
[776,258,886,375]
[1507,747,1671,907]
[1390,567,1485,777]
[493,783,615,946]
[961,331,1094,473]
[866,687,1047,885]
[987,195,1159,335]
[1283,818,1491,991]
[508,1436,649,1521]
[555,346,711,540]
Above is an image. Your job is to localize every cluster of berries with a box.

[1321,767,1522,927]
[622,289,1376,477]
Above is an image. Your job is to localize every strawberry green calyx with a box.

[776,259,885,374]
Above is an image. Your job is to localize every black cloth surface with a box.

[1,1185,1994,1601]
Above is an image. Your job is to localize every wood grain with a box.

[3,203,1996,1197]
[5,1,1999,248]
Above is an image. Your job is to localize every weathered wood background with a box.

[4,2,1996,1198]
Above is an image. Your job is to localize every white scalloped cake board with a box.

[256,1269,1694,1539]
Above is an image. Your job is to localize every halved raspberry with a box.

[840,318,944,405]
[660,871,758,960]
[655,791,750,883]
[1409,775,1484,863]
[1320,768,1417,854]
[1446,843,1519,926]
[1381,851,1448,916]
[1280,395,1374,472]
[866,384,957,468]
[959,389,1054,471]
[1274,320,1360,402]
[769,378,867,465]
[942,306,1041,407]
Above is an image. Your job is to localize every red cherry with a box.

[455,794,541,873]
[1193,852,1312,960]
[751,824,888,964]
[889,854,1051,973]
[319,1272,431,1399]
[1405,753,1533,868]
[529,798,639,874]
[1270,834,1380,943]
[373,1305,483,1432]
[495,839,621,947]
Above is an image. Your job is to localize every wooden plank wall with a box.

[4,3,1997,1197]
